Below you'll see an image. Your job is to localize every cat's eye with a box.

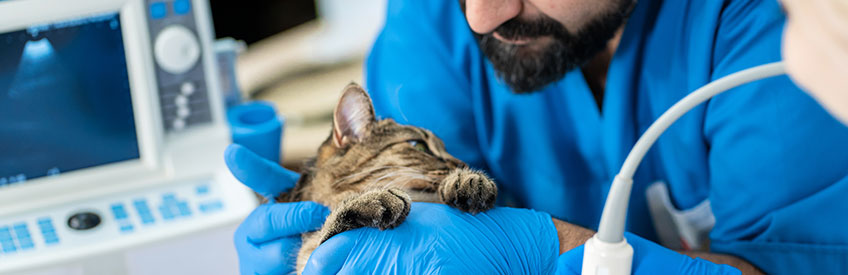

[407,140,432,154]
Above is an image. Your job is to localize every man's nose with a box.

[465,0,522,34]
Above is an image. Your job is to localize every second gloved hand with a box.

[555,232,742,275]
[225,144,330,275]
[302,202,561,274]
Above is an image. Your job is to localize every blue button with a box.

[150,2,167,19]
[18,234,34,249]
[37,218,52,226]
[199,200,224,213]
[159,205,175,220]
[0,227,12,239]
[195,184,209,195]
[44,238,59,245]
[173,0,191,15]
[1,237,16,253]
[134,200,156,224]
[177,202,192,216]
[12,223,32,249]
[19,241,34,250]
[119,224,134,233]
[133,199,149,208]
[162,193,177,201]
[12,224,28,232]
[111,204,129,219]
[37,219,57,244]
[13,224,30,234]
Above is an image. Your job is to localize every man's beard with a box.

[472,1,635,94]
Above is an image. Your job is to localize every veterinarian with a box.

[226,0,848,274]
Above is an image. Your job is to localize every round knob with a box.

[154,26,201,74]
[180,82,196,95]
[67,212,102,231]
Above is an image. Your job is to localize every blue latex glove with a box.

[555,232,741,275]
[225,144,330,275]
[302,202,560,274]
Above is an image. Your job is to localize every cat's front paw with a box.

[319,188,412,243]
[439,168,497,214]
[347,188,412,229]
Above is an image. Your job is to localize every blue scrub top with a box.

[365,0,848,273]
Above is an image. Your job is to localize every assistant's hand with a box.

[302,202,560,274]
[225,144,330,275]
[555,232,741,275]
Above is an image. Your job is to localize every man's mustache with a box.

[490,17,569,40]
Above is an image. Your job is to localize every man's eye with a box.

[407,140,433,154]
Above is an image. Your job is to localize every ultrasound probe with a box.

[582,62,786,275]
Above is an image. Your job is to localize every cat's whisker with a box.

[331,166,420,186]
[335,166,422,181]
[367,171,438,190]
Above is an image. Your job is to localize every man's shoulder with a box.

[716,0,784,23]
[656,0,779,24]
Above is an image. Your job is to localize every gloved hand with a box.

[225,144,330,275]
[302,202,560,274]
[555,232,741,275]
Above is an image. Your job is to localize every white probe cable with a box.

[581,62,786,275]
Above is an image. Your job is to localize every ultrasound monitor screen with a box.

[0,12,139,187]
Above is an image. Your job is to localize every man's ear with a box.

[332,83,376,148]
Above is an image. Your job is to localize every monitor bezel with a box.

[0,0,167,205]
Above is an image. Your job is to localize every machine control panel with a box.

[145,0,213,132]
[0,0,253,272]
[0,179,228,261]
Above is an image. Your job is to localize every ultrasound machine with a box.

[0,0,257,273]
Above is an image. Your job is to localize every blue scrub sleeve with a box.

[365,0,489,170]
[705,0,848,273]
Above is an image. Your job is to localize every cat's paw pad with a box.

[439,168,497,214]
[341,188,412,230]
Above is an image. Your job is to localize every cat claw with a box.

[439,168,497,214]
[343,188,412,230]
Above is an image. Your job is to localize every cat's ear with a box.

[332,83,376,147]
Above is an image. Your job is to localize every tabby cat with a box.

[276,83,498,273]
